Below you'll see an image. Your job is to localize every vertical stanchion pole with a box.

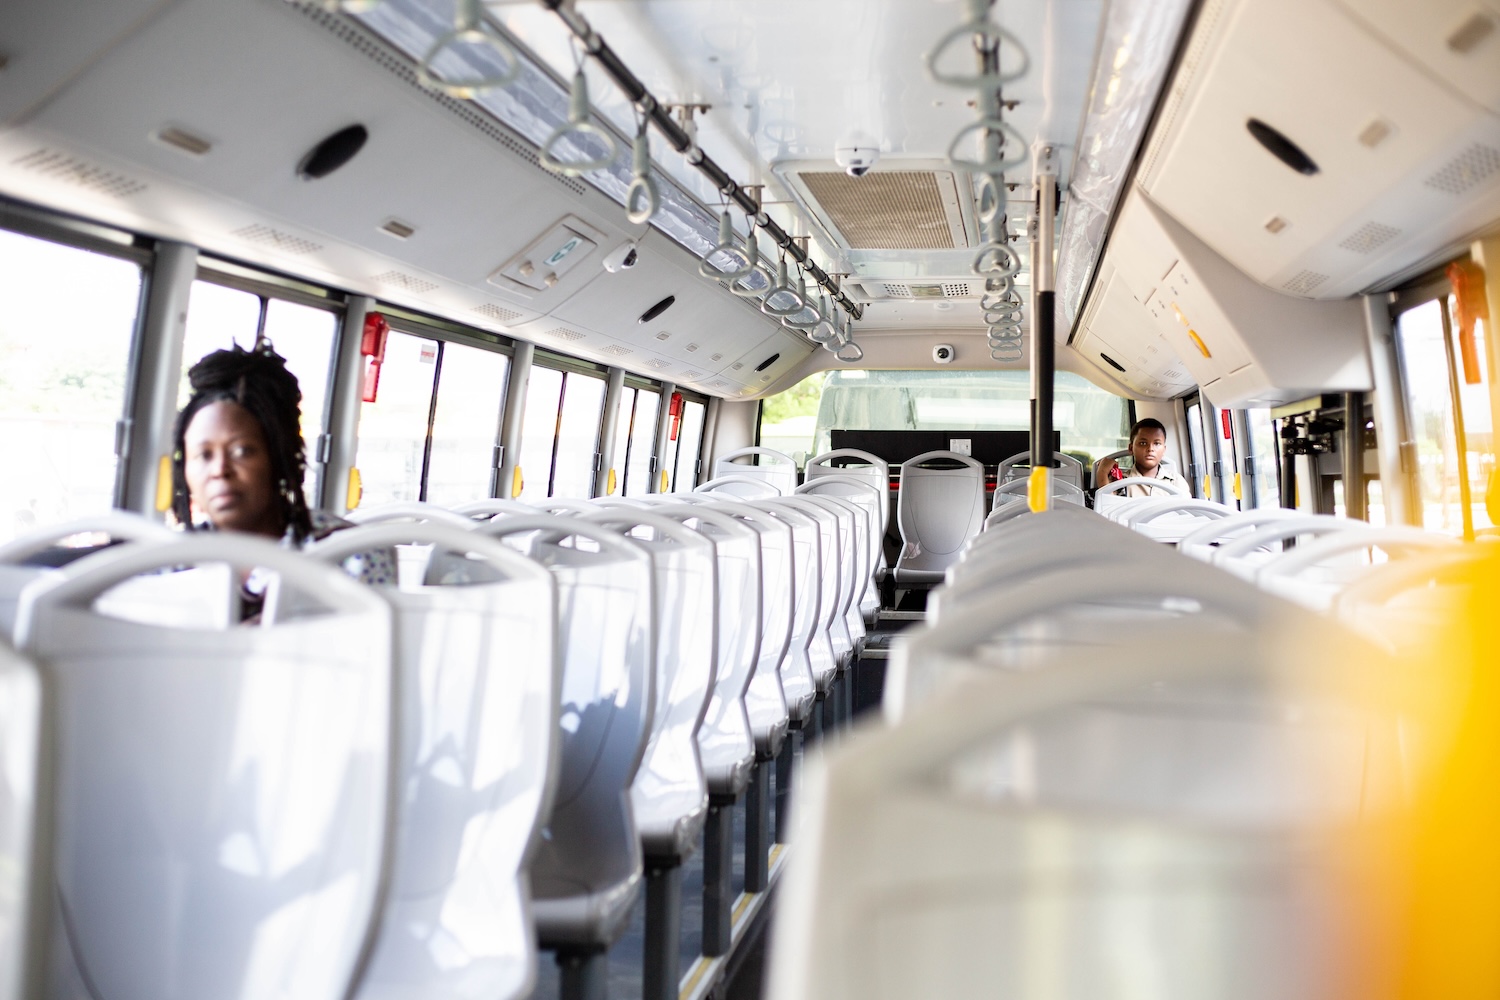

[745,763,771,892]
[1030,157,1057,493]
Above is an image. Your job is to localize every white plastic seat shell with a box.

[15,534,394,1000]
[893,451,986,584]
[712,447,798,495]
[694,475,783,499]
[0,638,44,1000]
[305,521,560,1000]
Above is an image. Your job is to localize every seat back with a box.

[894,451,986,583]
[15,535,393,1000]
[992,476,1087,511]
[450,498,545,518]
[0,639,44,1000]
[0,513,173,638]
[694,474,783,499]
[751,501,820,724]
[644,502,762,798]
[786,493,867,655]
[580,508,717,860]
[763,498,844,692]
[713,447,799,495]
[306,522,559,1000]
[797,478,883,622]
[805,448,890,548]
[995,450,1086,490]
[689,497,794,759]
[1178,508,1301,562]
[473,516,654,947]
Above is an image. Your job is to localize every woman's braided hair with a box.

[171,341,313,541]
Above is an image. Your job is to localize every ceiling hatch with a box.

[778,163,977,250]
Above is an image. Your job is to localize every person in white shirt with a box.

[1093,418,1187,497]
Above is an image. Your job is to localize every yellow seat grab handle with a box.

[511,466,524,499]
[1027,465,1051,513]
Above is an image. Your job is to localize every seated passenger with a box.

[1093,417,1187,496]
[172,341,394,615]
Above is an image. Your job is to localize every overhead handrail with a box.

[538,68,619,177]
[759,254,809,318]
[624,119,660,224]
[698,206,754,280]
[780,272,820,330]
[923,0,1032,91]
[415,0,522,98]
[808,294,840,344]
[946,116,1029,176]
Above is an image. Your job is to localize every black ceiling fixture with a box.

[637,295,676,324]
[754,353,780,372]
[1246,118,1319,176]
[297,124,369,180]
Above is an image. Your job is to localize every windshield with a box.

[761,369,1131,466]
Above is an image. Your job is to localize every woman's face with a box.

[183,400,284,537]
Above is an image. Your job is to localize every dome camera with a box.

[834,144,880,178]
[933,343,955,364]
[603,241,639,273]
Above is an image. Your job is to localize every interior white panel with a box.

[1141,0,1500,299]
[1335,0,1500,114]
[1075,267,1196,400]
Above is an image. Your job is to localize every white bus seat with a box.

[0,513,173,638]
[544,499,599,516]
[804,449,892,580]
[640,502,761,798]
[992,476,1087,511]
[712,447,799,495]
[0,639,44,1000]
[693,474,783,499]
[579,507,717,863]
[1333,546,1486,654]
[1118,496,1237,543]
[345,500,478,527]
[472,517,655,953]
[995,449,1086,490]
[450,498,545,518]
[776,495,859,667]
[804,493,870,656]
[748,501,819,725]
[1178,507,1303,562]
[887,551,1303,724]
[769,623,1404,1000]
[1255,526,1460,611]
[1208,515,1373,581]
[305,521,558,1000]
[761,499,841,696]
[982,496,1031,529]
[14,535,392,1000]
[797,477,883,625]
[687,497,794,759]
[1092,475,1189,520]
[893,451,986,585]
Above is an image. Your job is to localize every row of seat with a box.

[769,489,1487,999]
[0,467,884,1000]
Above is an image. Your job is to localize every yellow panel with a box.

[154,454,173,512]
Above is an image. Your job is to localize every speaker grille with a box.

[12,148,147,199]
[472,303,522,323]
[1336,221,1400,255]
[372,270,439,294]
[232,223,323,256]
[1423,144,1500,196]
[1281,269,1330,296]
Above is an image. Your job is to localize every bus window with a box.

[1446,294,1493,534]
[552,372,606,499]
[671,399,706,491]
[356,332,439,507]
[626,389,660,495]
[180,281,259,403]
[1395,299,1466,535]
[0,228,141,541]
[1243,408,1282,508]
[425,342,508,507]
[516,365,564,502]
[1184,399,1209,499]
[760,374,826,465]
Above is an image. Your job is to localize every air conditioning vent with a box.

[601,344,632,356]
[1336,221,1400,254]
[646,359,673,370]
[709,353,723,362]
[545,327,586,342]
[681,371,704,381]
[472,303,522,323]
[883,283,912,298]
[1281,269,1330,296]
[12,148,147,199]
[776,161,976,250]
[372,270,439,294]
[232,223,323,256]
[1423,143,1500,196]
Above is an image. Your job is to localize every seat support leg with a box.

[745,760,771,893]
[557,947,608,1000]
[808,693,825,741]
[702,800,735,957]
[775,728,799,844]
[643,860,683,1000]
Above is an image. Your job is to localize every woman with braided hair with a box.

[173,340,394,613]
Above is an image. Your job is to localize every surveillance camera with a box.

[603,241,639,273]
[933,343,955,364]
[834,144,880,178]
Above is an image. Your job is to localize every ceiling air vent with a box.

[646,359,673,370]
[601,344,632,356]
[373,270,439,294]
[779,165,973,249]
[545,327,586,342]
[472,303,522,323]
[1423,144,1500,196]
[1337,221,1400,254]
[1281,270,1330,296]
[12,148,147,198]
[232,223,322,256]
[883,283,912,298]
[681,371,704,381]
